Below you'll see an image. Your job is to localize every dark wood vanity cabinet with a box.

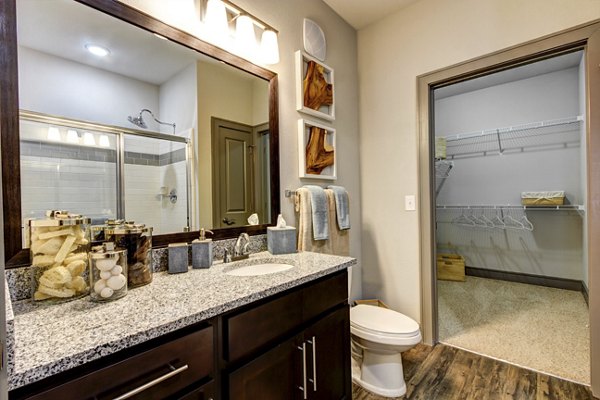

[10,324,215,400]
[228,306,351,400]
[304,306,351,400]
[224,270,351,400]
[10,270,350,400]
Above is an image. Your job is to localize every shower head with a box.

[127,109,175,134]
[127,114,147,129]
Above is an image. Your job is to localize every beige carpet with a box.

[438,276,590,384]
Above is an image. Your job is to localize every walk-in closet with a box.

[433,50,589,384]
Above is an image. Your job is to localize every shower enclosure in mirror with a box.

[14,0,273,245]
[19,111,192,241]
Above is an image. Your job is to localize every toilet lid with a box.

[350,305,420,335]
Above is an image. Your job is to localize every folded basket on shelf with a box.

[521,191,565,206]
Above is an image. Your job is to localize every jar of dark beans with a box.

[104,221,153,288]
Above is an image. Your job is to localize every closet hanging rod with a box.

[441,115,583,142]
[436,204,585,211]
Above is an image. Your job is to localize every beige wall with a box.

[358,0,600,323]
[252,79,269,126]
[196,60,256,228]
[118,0,362,299]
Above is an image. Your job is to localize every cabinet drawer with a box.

[302,270,348,323]
[225,270,348,364]
[27,326,214,400]
[226,289,303,362]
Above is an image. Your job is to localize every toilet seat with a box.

[350,305,421,346]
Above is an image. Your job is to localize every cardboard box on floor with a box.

[354,299,390,308]
[437,253,465,282]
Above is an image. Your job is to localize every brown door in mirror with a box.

[212,118,254,228]
[255,123,271,226]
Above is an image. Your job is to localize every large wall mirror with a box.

[0,0,280,266]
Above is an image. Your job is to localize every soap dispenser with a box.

[192,228,213,269]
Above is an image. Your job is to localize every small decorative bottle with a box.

[191,228,213,269]
[168,243,189,274]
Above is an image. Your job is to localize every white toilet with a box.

[350,304,422,397]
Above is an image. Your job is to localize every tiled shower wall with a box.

[20,141,117,223]
[21,140,189,234]
[123,159,187,233]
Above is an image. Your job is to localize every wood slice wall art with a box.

[296,50,335,121]
[298,119,336,180]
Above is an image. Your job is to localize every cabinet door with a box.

[228,335,304,400]
[304,306,351,400]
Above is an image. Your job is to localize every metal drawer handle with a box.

[307,336,317,391]
[297,343,307,400]
[112,363,189,400]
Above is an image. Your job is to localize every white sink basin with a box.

[225,263,294,276]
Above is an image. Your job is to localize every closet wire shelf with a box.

[436,205,585,231]
[440,116,583,158]
[434,160,454,195]
[436,204,585,211]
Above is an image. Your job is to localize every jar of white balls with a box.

[89,242,128,302]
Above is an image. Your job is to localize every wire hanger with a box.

[519,212,534,231]
[452,208,475,227]
[503,209,525,230]
[490,208,506,229]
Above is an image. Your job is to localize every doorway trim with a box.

[417,19,600,394]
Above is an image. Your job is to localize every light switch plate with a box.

[405,195,416,211]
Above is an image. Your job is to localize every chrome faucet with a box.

[223,233,251,263]
[233,233,250,258]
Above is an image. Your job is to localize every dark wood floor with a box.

[352,344,597,400]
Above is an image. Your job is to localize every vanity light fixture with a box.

[85,43,110,57]
[260,29,279,64]
[99,134,110,147]
[202,0,280,65]
[205,0,229,45]
[66,129,79,144]
[83,132,96,146]
[235,14,257,56]
[47,127,61,141]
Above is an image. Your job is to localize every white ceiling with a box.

[435,51,584,100]
[323,0,420,30]
[16,0,242,85]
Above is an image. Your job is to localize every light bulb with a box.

[66,130,79,143]
[83,132,96,146]
[99,134,110,147]
[47,127,61,141]
[260,29,279,64]
[235,15,257,57]
[205,0,229,45]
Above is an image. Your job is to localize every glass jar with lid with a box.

[104,221,153,288]
[29,210,91,302]
[90,219,124,245]
[89,242,128,302]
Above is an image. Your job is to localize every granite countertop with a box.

[7,251,355,390]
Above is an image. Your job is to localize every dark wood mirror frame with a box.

[0,0,280,268]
